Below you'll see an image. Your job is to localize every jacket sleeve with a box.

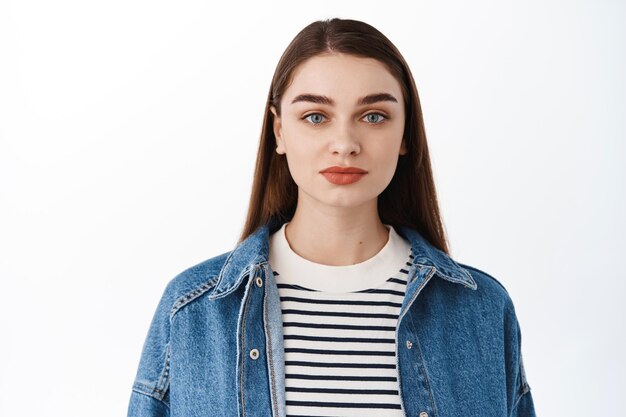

[505,297,537,417]
[127,279,176,417]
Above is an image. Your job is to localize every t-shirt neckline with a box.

[268,222,412,293]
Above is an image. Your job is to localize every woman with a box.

[127,18,536,417]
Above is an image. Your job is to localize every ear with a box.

[399,137,408,156]
[270,105,285,155]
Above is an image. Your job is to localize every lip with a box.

[319,166,368,174]
[319,166,368,185]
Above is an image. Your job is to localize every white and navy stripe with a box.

[274,254,413,417]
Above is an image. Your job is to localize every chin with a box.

[320,193,380,209]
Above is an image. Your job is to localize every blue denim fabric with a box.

[127,218,536,417]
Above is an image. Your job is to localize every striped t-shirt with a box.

[268,222,413,417]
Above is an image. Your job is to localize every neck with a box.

[284,203,389,266]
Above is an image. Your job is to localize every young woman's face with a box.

[270,53,407,209]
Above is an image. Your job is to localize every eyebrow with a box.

[290,92,399,106]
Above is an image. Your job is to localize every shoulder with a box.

[455,261,516,312]
[159,250,232,320]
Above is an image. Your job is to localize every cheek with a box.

[283,143,314,183]
[377,153,401,177]
[371,142,403,177]
[282,125,321,162]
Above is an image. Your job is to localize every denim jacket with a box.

[127,218,536,417]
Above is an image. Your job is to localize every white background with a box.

[1,1,624,416]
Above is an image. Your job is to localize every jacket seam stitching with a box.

[261,263,279,417]
[239,273,254,417]
[414,336,439,417]
[131,382,170,408]
[169,276,220,320]
[154,343,171,399]
[404,267,440,416]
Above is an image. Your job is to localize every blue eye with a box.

[303,113,326,125]
[363,113,387,124]
[302,112,388,126]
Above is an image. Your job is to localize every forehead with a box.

[284,54,402,103]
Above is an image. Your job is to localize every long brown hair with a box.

[237,17,450,254]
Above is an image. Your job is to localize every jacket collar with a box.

[209,218,477,300]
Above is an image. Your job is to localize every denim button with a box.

[419,412,428,417]
[255,277,263,287]
[406,340,413,349]
[250,348,259,360]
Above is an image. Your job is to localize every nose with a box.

[328,119,360,156]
